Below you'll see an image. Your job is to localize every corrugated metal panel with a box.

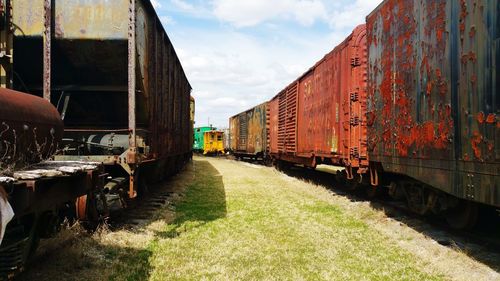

[285,83,298,153]
[238,113,248,151]
[367,0,499,207]
[275,84,298,154]
[277,90,286,152]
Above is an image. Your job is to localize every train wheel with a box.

[76,195,88,221]
[445,201,478,230]
[75,194,100,230]
[388,181,405,200]
[404,184,437,216]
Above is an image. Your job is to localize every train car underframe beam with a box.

[127,0,137,199]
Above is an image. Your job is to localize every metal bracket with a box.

[350,92,359,102]
[350,116,360,126]
[351,57,361,67]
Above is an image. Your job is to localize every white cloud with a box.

[328,0,382,30]
[213,0,327,27]
[160,15,176,26]
[171,0,195,11]
[161,0,384,127]
[171,28,334,126]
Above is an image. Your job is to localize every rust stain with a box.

[471,131,482,160]
[477,111,485,124]
[487,141,494,152]
[469,25,476,38]
[486,113,495,124]
[368,0,457,159]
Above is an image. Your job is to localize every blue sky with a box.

[150,0,383,128]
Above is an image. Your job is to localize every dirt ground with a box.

[14,157,500,281]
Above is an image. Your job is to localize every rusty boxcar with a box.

[366,0,499,228]
[269,25,368,172]
[10,0,192,199]
[230,102,269,160]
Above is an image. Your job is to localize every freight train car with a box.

[269,25,367,173]
[11,0,192,200]
[193,126,215,152]
[366,0,499,228]
[230,102,269,161]
[203,130,225,155]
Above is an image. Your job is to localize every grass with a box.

[138,159,443,281]
[25,157,498,281]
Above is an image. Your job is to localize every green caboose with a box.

[193,126,216,152]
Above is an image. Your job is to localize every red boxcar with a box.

[269,25,368,174]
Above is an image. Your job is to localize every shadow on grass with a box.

[156,160,227,239]
[277,164,500,273]
[15,238,153,281]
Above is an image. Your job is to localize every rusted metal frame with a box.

[273,153,315,167]
[348,40,356,169]
[127,0,137,198]
[0,0,12,88]
[21,175,89,213]
[43,0,52,101]
[265,103,270,155]
[54,155,120,165]
[64,128,150,134]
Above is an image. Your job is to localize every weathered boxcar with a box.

[10,0,192,198]
[230,102,269,160]
[269,25,368,173]
[193,126,215,152]
[367,0,499,228]
[203,130,224,155]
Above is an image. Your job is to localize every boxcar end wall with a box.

[11,0,192,198]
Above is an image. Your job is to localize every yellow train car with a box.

[203,130,225,155]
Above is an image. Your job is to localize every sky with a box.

[150,0,383,128]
